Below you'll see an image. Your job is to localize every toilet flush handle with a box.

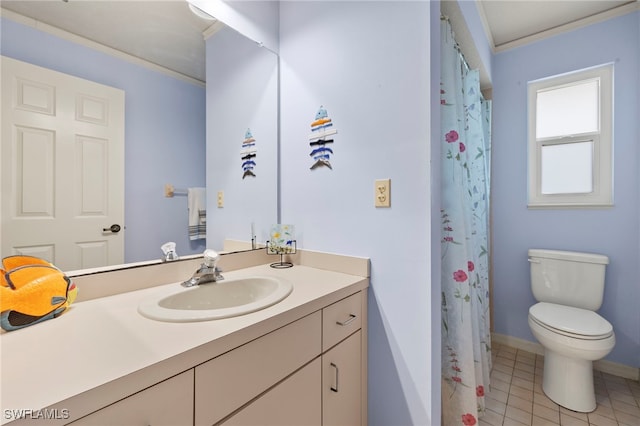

[528,258,541,263]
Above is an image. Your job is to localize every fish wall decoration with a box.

[308,106,338,170]
[241,128,257,178]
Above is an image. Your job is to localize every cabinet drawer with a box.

[195,311,322,425]
[70,370,194,426]
[222,358,321,426]
[322,292,362,351]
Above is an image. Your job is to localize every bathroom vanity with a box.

[0,250,369,425]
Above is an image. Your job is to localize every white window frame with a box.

[527,64,613,208]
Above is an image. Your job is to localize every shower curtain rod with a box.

[441,14,472,70]
[441,14,482,97]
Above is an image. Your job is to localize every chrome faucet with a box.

[181,249,224,287]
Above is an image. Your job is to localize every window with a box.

[527,64,613,207]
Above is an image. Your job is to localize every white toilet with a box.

[528,249,615,413]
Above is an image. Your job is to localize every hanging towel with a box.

[188,187,206,240]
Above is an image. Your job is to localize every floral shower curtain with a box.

[440,18,492,426]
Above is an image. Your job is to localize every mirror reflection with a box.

[206,24,279,254]
[0,2,278,272]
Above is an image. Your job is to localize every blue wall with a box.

[458,0,492,81]
[1,17,207,263]
[280,2,437,424]
[492,11,640,367]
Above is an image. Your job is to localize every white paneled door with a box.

[1,56,125,271]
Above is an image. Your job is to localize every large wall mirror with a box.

[0,1,278,272]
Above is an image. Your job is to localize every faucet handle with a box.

[203,249,220,268]
[161,242,179,261]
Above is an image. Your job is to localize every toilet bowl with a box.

[528,302,615,412]
[527,249,615,413]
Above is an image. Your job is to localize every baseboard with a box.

[491,333,639,381]
[492,333,545,356]
[593,358,640,381]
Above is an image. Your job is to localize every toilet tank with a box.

[528,249,609,311]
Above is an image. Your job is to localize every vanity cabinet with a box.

[66,290,365,426]
[2,256,370,426]
[69,370,194,426]
[197,291,365,426]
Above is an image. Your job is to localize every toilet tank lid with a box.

[528,249,609,264]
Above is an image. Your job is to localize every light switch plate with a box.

[217,191,224,208]
[375,179,390,208]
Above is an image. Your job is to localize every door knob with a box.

[103,224,121,233]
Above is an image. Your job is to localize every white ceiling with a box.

[477,0,638,51]
[442,0,638,90]
[1,1,639,84]
[1,0,215,83]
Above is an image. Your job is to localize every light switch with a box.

[375,179,391,208]
[217,191,224,208]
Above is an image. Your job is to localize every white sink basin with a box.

[138,276,293,322]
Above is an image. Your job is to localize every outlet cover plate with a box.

[375,179,390,208]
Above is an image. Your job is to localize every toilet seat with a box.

[529,302,613,340]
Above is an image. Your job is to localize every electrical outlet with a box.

[375,179,391,208]
[217,191,224,208]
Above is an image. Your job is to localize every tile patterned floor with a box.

[479,343,640,426]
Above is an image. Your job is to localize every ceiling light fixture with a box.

[188,3,216,21]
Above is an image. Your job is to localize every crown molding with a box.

[494,2,640,54]
[0,8,205,88]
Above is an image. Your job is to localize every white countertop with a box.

[0,263,368,425]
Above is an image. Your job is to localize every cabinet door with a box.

[322,330,362,426]
[196,311,321,425]
[222,358,321,426]
[70,370,194,426]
